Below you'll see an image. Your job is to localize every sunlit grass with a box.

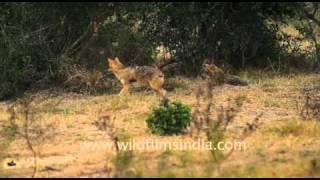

[0,72,320,177]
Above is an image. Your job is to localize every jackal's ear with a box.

[107,58,114,64]
[114,57,121,63]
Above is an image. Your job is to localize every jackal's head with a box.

[107,57,124,71]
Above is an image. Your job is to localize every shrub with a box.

[146,97,191,135]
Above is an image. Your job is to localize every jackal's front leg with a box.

[119,82,129,95]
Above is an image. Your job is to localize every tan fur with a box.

[107,57,166,95]
[201,63,248,86]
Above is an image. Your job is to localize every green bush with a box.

[146,97,191,135]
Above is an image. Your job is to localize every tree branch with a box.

[304,4,320,26]
[63,11,111,57]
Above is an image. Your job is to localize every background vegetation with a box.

[1,3,320,178]
[1,2,320,99]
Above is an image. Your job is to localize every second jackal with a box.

[201,63,248,86]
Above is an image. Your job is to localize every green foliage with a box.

[137,2,299,74]
[146,97,192,135]
[0,2,316,99]
[90,8,154,68]
[0,3,116,99]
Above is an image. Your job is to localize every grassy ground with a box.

[0,72,320,177]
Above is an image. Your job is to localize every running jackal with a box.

[107,57,167,95]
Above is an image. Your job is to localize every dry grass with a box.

[1,72,320,177]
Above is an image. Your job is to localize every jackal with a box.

[107,57,166,95]
[201,63,248,86]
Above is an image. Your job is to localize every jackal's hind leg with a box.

[148,80,166,96]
